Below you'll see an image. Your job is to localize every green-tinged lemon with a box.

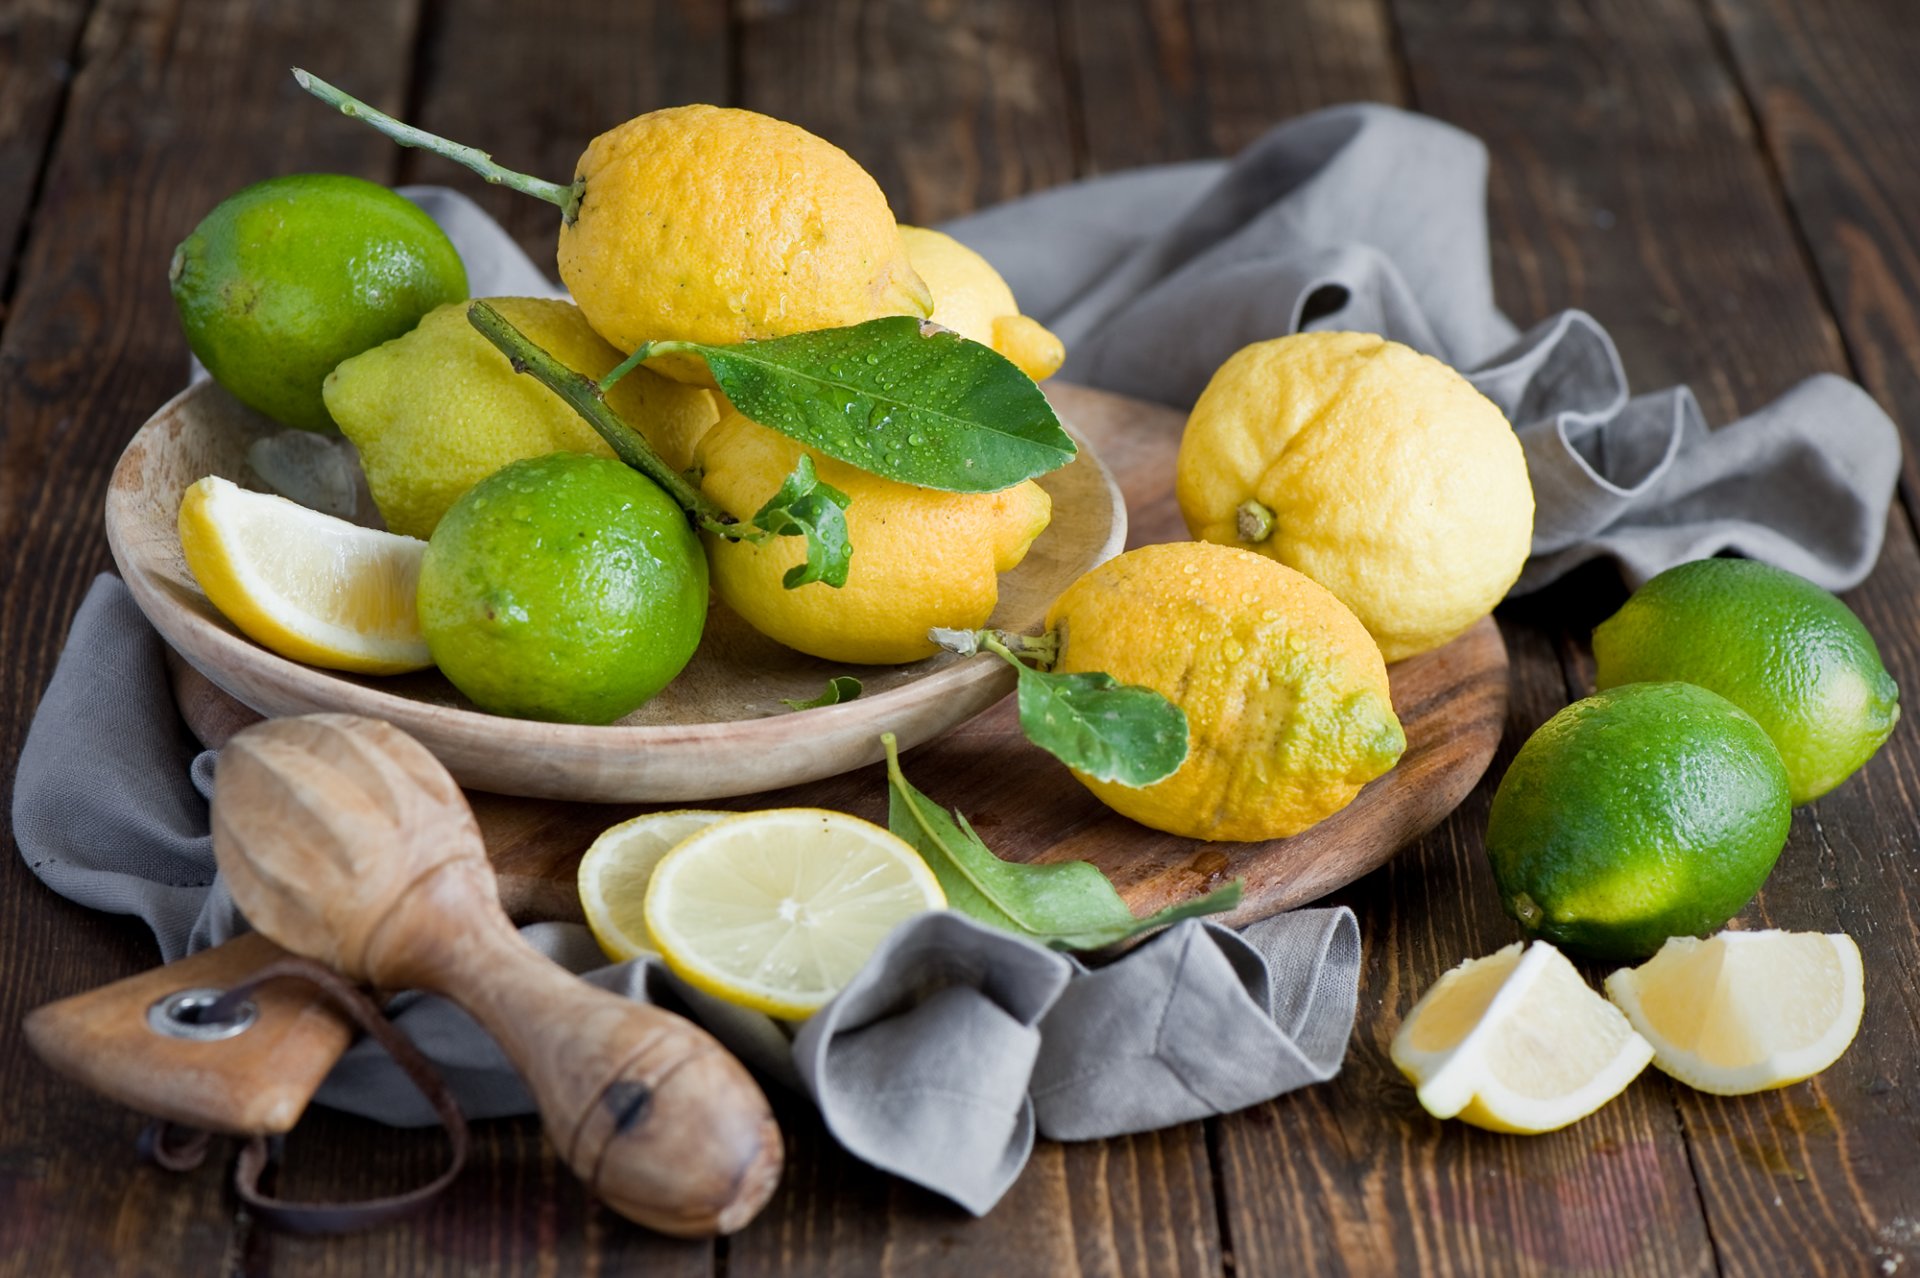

[1592,557,1899,804]
[171,174,467,432]
[417,454,707,723]
[1486,682,1792,961]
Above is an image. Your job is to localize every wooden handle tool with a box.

[206,713,783,1237]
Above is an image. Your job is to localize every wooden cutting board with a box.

[170,381,1509,928]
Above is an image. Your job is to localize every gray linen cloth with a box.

[12,102,1904,1213]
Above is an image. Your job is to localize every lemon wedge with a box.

[1604,930,1864,1095]
[178,475,430,674]
[1391,940,1654,1133]
[643,808,946,1018]
[578,810,731,961]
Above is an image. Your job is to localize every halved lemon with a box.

[643,808,946,1018]
[1604,929,1864,1095]
[178,475,430,674]
[1391,940,1654,1133]
[578,810,731,961]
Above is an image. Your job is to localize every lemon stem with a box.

[930,627,1060,670]
[292,68,585,223]
[1236,499,1276,544]
[465,302,739,533]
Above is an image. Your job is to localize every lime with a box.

[1485,682,1792,961]
[417,454,707,723]
[170,174,468,432]
[1592,557,1899,804]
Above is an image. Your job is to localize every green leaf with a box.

[648,318,1076,494]
[750,455,852,589]
[781,676,863,711]
[883,735,1240,951]
[969,634,1187,787]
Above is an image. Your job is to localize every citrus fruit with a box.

[1604,929,1864,1095]
[1041,541,1405,841]
[1592,557,1900,804]
[642,809,946,1018]
[578,810,732,961]
[1391,940,1654,1133]
[1175,331,1534,662]
[692,410,1052,664]
[899,225,1065,381]
[561,106,931,380]
[171,174,467,432]
[1486,682,1793,961]
[178,475,431,675]
[324,297,719,538]
[416,453,707,723]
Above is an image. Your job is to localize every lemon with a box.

[1593,558,1900,804]
[1486,682,1793,961]
[1604,930,1864,1095]
[578,810,732,961]
[1176,331,1534,662]
[178,475,430,675]
[1042,541,1405,841]
[898,226,1065,381]
[557,105,931,382]
[692,410,1052,664]
[642,809,946,1018]
[324,297,719,539]
[1391,941,1654,1133]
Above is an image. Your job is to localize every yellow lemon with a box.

[557,105,931,382]
[578,810,732,961]
[899,225,1065,381]
[1604,929,1864,1095]
[1042,541,1404,841]
[1392,941,1654,1134]
[324,297,719,538]
[692,410,1052,665]
[643,808,946,1018]
[1176,331,1533,662]
[178,475,430,675]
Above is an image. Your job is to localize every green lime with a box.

[418,454,708,724]
[1593,558,1900,804]
[1485,682,1792,961]
[170,174,468,432]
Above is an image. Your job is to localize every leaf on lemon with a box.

[749,454,852,589]
[781,676,863,711]
[648,318,1076,493]
[882,734,1239,950]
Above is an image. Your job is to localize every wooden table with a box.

[3,1,1916,1273]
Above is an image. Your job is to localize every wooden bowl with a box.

[105,380,1126,801]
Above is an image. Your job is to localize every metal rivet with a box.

[147,988,259,1042]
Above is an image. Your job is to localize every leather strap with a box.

[138,957,468,1235]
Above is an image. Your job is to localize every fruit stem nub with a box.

[930,627,1060,670]
[465,302,737,531]
[1236,499,1276,544]
[292,68,584,222]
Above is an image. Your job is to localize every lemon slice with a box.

[1604,930,1864,1095]
[643,808,946,1018]
[578,810,731,961]
[1391,940,1654,1133]
[178,475,430,674]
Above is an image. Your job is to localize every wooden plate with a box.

[105,379,1126,801]
[163,379,1512,925]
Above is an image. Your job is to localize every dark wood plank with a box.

[402,0,729,270]
[1705,0,1920,500]
[0,0,92,323]
[1387,0,1920,1272]
[735,0,1079,225]
[0,1,422,1274]
[1059,0,1403,168]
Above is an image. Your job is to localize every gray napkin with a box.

[947,102,1901,592]
[14,578,1362,1215]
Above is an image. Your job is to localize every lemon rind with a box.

[577,809,732,963]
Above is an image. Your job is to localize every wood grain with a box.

[0,0,90,324]
[0,3,422,1275]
